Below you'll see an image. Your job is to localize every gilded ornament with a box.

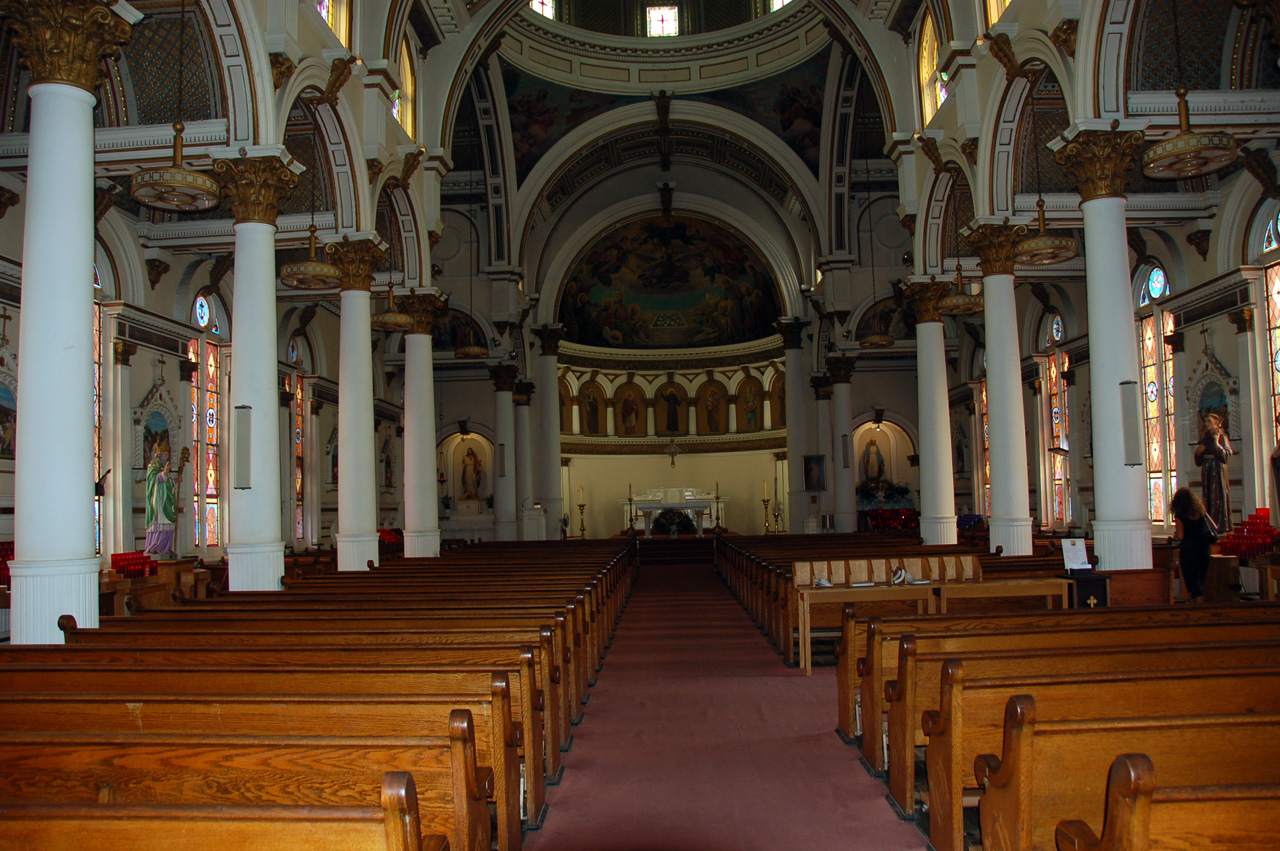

[775,319,808,350]
[1234,0,1280,47]
[532,325,565,356]
[915,133,948,175]
[93,183,120,222]
[112,339,137,366]
[1053,124,1146,201]
[0,187,19,221]
[367,158,386,183]
[489,363,519,392]
[986,32,1033,82]
[399,292,448,336]
[325,236,385,292]
[1049,19,1078,57]
[1186,229,1211,261]
[316,56,354,108]
[810,374,833,402]
[1244,147,1280,199]
[904,277,953,324]
[513,380,535,406]
[967,221,1028,276]
[0,0,131,91]
[1228,308,1254,334]
[960,138,978,167]
[826,355,856,383]
[270,53,296,90]
[146,258,169,291]
[213,156,299,225]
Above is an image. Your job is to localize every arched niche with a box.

[852,419,918,510]
[438,431,495,512]
[613,381,647,437]
[694,378,729,436]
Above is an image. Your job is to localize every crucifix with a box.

[0,306,12,348]
[665,438,681,468]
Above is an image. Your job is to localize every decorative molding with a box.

[488,362,519,393]
[0,118,229,174]
[112,339,137,366]
[826,354,856,383]
[1184,340,1240,438]
[367,158,385,184]
[562,430,786,457]
[93,183,119,223]
[916,133,948,175]
[1049,19,1078,58]
[513,380,535,406]
[208,253,233,289]
[557,335,785,370]
[0,187,19,221]
[213,157,300,226]
[1186,229,1211,261]
[904,276,952,323]
[532,324,565,357]
[314,56,355,109]
[1053,125,1146,202]
[399,292,448,336]
[145,258,169,291]
[775,320,808,350]
[985,32,1034,83]
[270,53,296,90]
[810,373,832,401]
[959,138,979,167]
[1244,147,1280,200]
[899,214,917,235]
[1228,307,1255,334]
[0,0,130,91]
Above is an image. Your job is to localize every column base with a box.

[225,541,285,591]
[834,510,855,533]
[1092,520,1154,572]
[521,510,546,541]
[920,515,958,546]
[989,517,1033,555]
[495,519,518,541]
[403,530,441,559]
[337,533,379,571]
[9,557,100,644]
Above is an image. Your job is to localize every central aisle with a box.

[525,561,928,851]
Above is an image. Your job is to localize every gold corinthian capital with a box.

[212,157,299,226]
[0,0,130,91]
[967,223,1029,277]
[325,237,385,292]
[1053,125,1147,203]
[400,292,448,336]
[904,277,954,324]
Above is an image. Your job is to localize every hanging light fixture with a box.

[857,155,894,349]
[1141,0,1237,179]
[371,234,413,332]
[280,160,342,289]
[131,0,220,212]
[1015,128,1077,265]
[455,121,488,359]
[939,267,983,315]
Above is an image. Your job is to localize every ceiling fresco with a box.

[558,215,782,350]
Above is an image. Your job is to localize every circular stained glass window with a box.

[1274,348,1280,374]
[1146,380,1159,402]
[288,338,299,364]
[194,295,211,328]
[1052,406,1061,425]
[1147,267,1167,301]
[206,408,216,429]
[1051,315,1064,342]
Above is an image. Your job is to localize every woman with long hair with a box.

[1170,486,1217,603]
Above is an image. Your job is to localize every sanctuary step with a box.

[637,536,715,569]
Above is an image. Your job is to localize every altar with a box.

[619,488,725,537]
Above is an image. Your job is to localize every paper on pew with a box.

[1062,538,1090,571]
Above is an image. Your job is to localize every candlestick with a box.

[578,502,586,538]
[762,497,771,534]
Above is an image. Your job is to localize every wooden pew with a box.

[0,771,447,851]
[974,696,1280,851]
[0,712,490,851]
[0,685,523,851]
[0,665,528,848]
[886,634,1280,820]
[921,663,1280,851]
[856,610,1280,772]
[1055,753,1280,851]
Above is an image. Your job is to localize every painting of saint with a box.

[655,383,686,437]
[769,376,786,429]
[803,455,826,492]
[737,378,763,434]
[580,384,605,435]
[0,383,16,461]
[616,385,644,436]
[699,382,727,435]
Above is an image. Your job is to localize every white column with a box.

[812,376,834,520]
[1233,310,1264,515]
[515,382,543,540]
[914,312,957,545]
[828,356,856,533]
[328,238,383,570]
[102,335,135,559]
[212,154,300,588]
[491,363,519,541]
[1081,197,1153,570]
[11,82,102,643]
[605,404,616,436]
[533,328,563,539]
[981,270,1033,555]
[402,297,444,557]
[1056,128,1153,571]
[279,388,292,549]
[780,321,811,530]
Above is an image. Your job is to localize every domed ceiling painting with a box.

[558,215,782,349]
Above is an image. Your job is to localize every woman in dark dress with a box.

[1171,486,1217,603]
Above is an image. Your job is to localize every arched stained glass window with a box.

[1139,311,1177,524]
[919,13,948,124]
[529,0,554,17]
[1265,264,1280,448]
[395,38,415,139]
[980,378,990,517]
[316,0,348,46]
[1265,218,1278,253]
[1047,351,1071,525]
[194,295,210,328]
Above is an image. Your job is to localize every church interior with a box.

[1,0,1280,847]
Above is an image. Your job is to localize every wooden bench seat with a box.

[0,714,490,851]
[1055,754,1280,851]
[975,697,1280,851]
[0,664,531,846]
[0,685,524,851]
[0,771,447,851]
[858,612,1280,772]
[919,663,1280,851]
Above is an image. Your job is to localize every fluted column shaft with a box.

[7,1,130,642]
[491,363,519,541]
[328,238,384,570]
[828,356,856,533]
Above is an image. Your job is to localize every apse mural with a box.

[686,46,831,175]
[500,60,644,184]
[558,215,782,350]
[853,294,917,342]
[432,309,488,355]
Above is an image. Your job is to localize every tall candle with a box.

[579,483,584,503]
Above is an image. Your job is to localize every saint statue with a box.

[144,440,177,554]
[461,446,484,500]
[1194,412,1233,532]
[861,438,886,482]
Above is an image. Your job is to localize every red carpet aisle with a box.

[525,562,928,851]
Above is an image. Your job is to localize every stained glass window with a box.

[1047,351,1071,525]
[986,0,1010,26]
[316,0,347,46]
[981,378,991,517]
[189,340,200,545]
[1266,264,1280,446]
[529,0,553,17]
[396,38,415,138]
[295,375,305,540]
[770,0,791,9]
[194,295,210,328]
[647,6,678,36]
[919,13,948,123]
[93,299,102,555]
[1265,219,1278,253]
[1139,311,1178,524]
[1147,267,1167,301]
[203,341,220,546]
[1051,314,1064,344]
